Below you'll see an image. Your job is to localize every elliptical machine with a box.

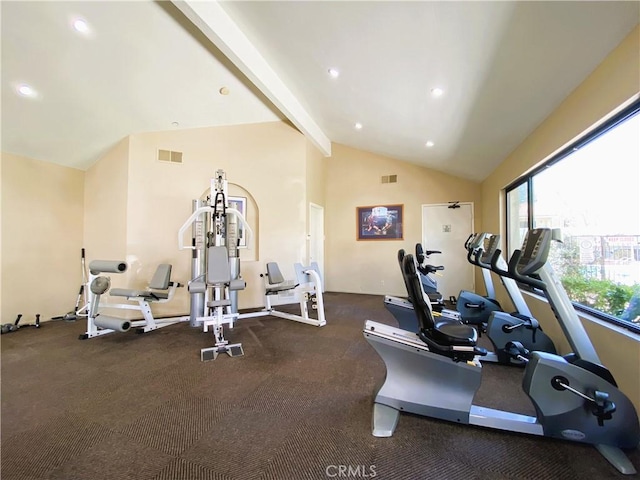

[363,228,639,475]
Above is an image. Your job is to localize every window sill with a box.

[520,289,640,342]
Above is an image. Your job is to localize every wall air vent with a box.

[381,174,398,184]
[158,149,183,164]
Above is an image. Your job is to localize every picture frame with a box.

[228,196,247,247]
[357,204,403,241]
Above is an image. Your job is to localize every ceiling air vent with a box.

[381,174,397,184]
[158,149,183,164]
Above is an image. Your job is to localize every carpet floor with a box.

[1,292,638,479]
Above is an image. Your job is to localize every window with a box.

[506,99,640,334]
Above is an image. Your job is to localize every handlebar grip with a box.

[507,250,545,289]
[464,233,474,249]
[490,249,509,276]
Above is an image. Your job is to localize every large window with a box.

[506,99,640,333]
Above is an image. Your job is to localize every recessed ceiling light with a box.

[219,86,230,96]
[17,84,37,98]
[328,68,340,79]
[72,18,90,34]
[354,122,363,130]
[425,141,435,147]
[430,87,444,98]
[171,121,179,127]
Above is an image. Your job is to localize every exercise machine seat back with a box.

[149,264,172,289]
[110,264,173,301]
[398,249,441,306]
[207,245,245,293]
[207,247,231,284]
[265,262,298,293]
[397,249,412,299]
[266,262,285,284]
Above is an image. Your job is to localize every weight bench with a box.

[110,264,178,302]
[79,262,189,339]
[240,261,326,327]
[264,262,299,294]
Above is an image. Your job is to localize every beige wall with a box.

[480,26,640,411]
[1,153,84,321]
[325,144,482,296]
[84,138,129,270]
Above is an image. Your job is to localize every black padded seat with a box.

[427,292,443,304]
[431,321,478,346]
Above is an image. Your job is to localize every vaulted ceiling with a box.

[2,1,638,181]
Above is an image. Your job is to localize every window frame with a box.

[504,98,640,335]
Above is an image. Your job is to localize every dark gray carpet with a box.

[1,293,638,479]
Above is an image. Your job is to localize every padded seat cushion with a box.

[430,321,478,346]
[265,280,297,294]
[110,288,169,300]
[426,292,442,303]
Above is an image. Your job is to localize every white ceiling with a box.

[2,1,638,181]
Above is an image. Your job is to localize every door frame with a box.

[421,202,475,295]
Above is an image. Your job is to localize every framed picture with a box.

[357,204,403,241]
[228,196,247,247]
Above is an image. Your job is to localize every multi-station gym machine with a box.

[178,169,253,360]
[79,169,325,360]
[178,169,326,361]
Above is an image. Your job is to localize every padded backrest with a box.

[149,264,172,290]
[397,249,412,298]
[402,253,436,331]
[415,243,425,264]
[207,246,231,285]
[266,262,285,285]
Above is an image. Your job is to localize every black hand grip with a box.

[507,249,546,289]
[490,249,509,276]
[473,248,489,268]
[476,248,492,269]
[467,246,481,266]
[464,233,475,249]
[422,264,445,274]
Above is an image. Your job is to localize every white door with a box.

[421,203,474,299]
[309,203,325,291]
